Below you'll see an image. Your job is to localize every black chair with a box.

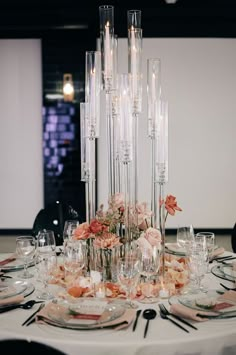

[32,201,81,246]
[0,339,66,354]
[231,223,236,253]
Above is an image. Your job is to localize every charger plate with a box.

[44,299,125,330]
[220,265,236,280]
[165,243,186,256]
[0,279,27,299]
[211,265,235,282]
[0,254,36,272]
[169,290,236,317]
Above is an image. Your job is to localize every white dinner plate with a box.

[44,299,125,330]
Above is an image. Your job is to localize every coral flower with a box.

[163,195,182,216]
[93,233,122,249]
[73,222,91,240]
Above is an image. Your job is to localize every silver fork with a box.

[159,304,198,330]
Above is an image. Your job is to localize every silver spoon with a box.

[143,309,157,338]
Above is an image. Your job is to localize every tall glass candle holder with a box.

[128,11,142,231]
[147,58,161,138]
[147,58,162,228]
[80,102,95,223]
[99,5,114,92]
[155,100,168,278]
[119,74,133,243]
[85,51,101,138]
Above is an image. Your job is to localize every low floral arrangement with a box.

[73,193,182,250]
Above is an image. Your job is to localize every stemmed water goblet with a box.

[117,248,141,309]
[64,240,86,284]
[139,246,161,303]
[36,229,57,300]
[15,236,37,279]
[177,225,194,253]
[63,220,80,244]
[196,232,215,270]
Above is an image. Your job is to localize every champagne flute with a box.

[15,236,36,279]
[36,229,56,300]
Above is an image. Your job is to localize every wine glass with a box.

[177,225,194,252]
[63,220,80,244]
[15,236,36,279]
[64,240,86,283]
[139,246,161,303]
[117,252,141,309]
[36,229,56,300]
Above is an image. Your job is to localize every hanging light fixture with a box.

[63,73,74,102]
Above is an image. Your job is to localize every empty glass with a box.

[139,246,161,304]
[15,236,37,279]
[64,241,86,283]
[36,230,56,300]
[196,232,215,258]
[117,253,141,308]
[63,220,80,244]
[188,235,208,293]
[177,225,194,252]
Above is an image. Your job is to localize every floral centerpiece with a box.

[72,193,182,282]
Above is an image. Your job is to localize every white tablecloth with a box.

[0,253,236,355]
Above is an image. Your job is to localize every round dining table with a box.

[0,251,236,355]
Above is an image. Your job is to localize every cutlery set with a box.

[132,304,198,337]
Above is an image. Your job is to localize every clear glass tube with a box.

[80,102,90,182]
[85,51,101,138]
[119,74,133,164]
[127,9,142,29]
[156,100,168,183]
[128,28,142,114]
[147,58,161,138]
[99,5,114,91]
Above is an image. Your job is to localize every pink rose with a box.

[144,227,161,247]
[136,235,153,255]
[108,193,125,213]
[136,202,153,230]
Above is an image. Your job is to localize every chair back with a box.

[32,201,81,245]
[232,223,236,252]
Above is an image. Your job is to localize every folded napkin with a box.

[36,302,136,330]
[210,247,225,259]
[218,290,236,303]
[0,255,16,267]
[169,304,218,322]
[0,294,24,306]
